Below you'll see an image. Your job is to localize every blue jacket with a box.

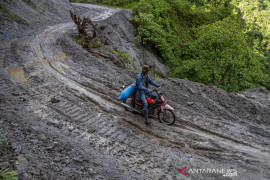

[135,72,159,99]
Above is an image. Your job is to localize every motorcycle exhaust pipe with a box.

[121,103,140,113]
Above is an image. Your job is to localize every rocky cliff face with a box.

[0,1,269,179]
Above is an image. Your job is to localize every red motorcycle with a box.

[121,87,176,125]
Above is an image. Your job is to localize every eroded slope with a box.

[0,1,270,179]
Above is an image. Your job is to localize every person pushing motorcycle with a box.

[135,65,161,125]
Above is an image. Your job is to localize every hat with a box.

[142,65,150,73]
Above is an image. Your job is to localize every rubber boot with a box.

[143,109,151,125]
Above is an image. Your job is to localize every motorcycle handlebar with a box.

[153,87,164,95]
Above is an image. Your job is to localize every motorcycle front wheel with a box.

[158,109,175,125]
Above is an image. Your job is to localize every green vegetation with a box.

[154,73,160,80]
[0,168,18,180]
[0,138,10,150]
[24,154,31,161]
[76,36,101,48]
[90,39,101,48]
[76,36,100,48]
[109,46,133,63]
[0,138,18,180]
[71,0,270,92]
[0,5,28,24]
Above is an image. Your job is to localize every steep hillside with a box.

[0,0,269,179]
[0,0,70,41]
[71,3,168,77]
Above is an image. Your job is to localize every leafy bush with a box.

[131,0,269,91]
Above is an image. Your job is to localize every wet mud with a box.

[0,1,270,179]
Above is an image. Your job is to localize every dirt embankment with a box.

[0,1,270,179]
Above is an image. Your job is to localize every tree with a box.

[174,16,266,91]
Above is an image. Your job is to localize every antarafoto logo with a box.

[178,167,187,176]
[178,167,237,177]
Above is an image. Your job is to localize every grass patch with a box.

[24,154,31,161]
[0,138,18,180]
[109,45,136,70]
[0,168,18,180]
[154,73,160,80]
[76,38,82,45]
[90,39,101,48]
[109,46,133,63]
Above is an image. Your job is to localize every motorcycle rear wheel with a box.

[123,99,138,113]
[158,109,175,125]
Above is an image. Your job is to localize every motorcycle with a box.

[121,86,176,125]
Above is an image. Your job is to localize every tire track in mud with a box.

[29,20,179,178]
[123,112,270,164]
[173,122,270,163]
[45,84,188,178]
[43,95,178,179]
[33,24,124,114]
[52,63,269,165]
[26,45,191,178]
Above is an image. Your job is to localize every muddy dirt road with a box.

[0,1,270,179]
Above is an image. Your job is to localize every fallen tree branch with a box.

[90,51,110,58]
[70,11,97,49]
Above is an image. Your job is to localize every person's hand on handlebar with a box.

[158,84,162,87]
